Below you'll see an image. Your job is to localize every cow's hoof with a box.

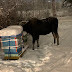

[37,45,39,47]
[57,43,59,45]
[37,46,39,47]
[32,48,34,50]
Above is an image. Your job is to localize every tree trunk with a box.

[52,0,56,17]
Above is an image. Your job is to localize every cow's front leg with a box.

[37,39,39,47]
[32,38,35,50]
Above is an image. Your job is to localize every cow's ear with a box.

[19,21,28,26]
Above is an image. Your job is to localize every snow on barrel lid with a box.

[0,25,23,36]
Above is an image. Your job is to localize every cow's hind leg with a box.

[52,32,56,44]
[52,32,59,45]
[56,33,59,45]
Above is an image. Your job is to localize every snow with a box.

[0,25,23,36]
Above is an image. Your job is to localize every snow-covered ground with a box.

[0,16,72,72]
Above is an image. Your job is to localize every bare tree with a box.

[52,0,57,17]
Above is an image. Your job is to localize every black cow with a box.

[23,17,59,50]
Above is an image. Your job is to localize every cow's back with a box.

[27,17,58,35]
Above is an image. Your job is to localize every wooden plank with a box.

[3,56,19,60]
[20,45,29,57]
